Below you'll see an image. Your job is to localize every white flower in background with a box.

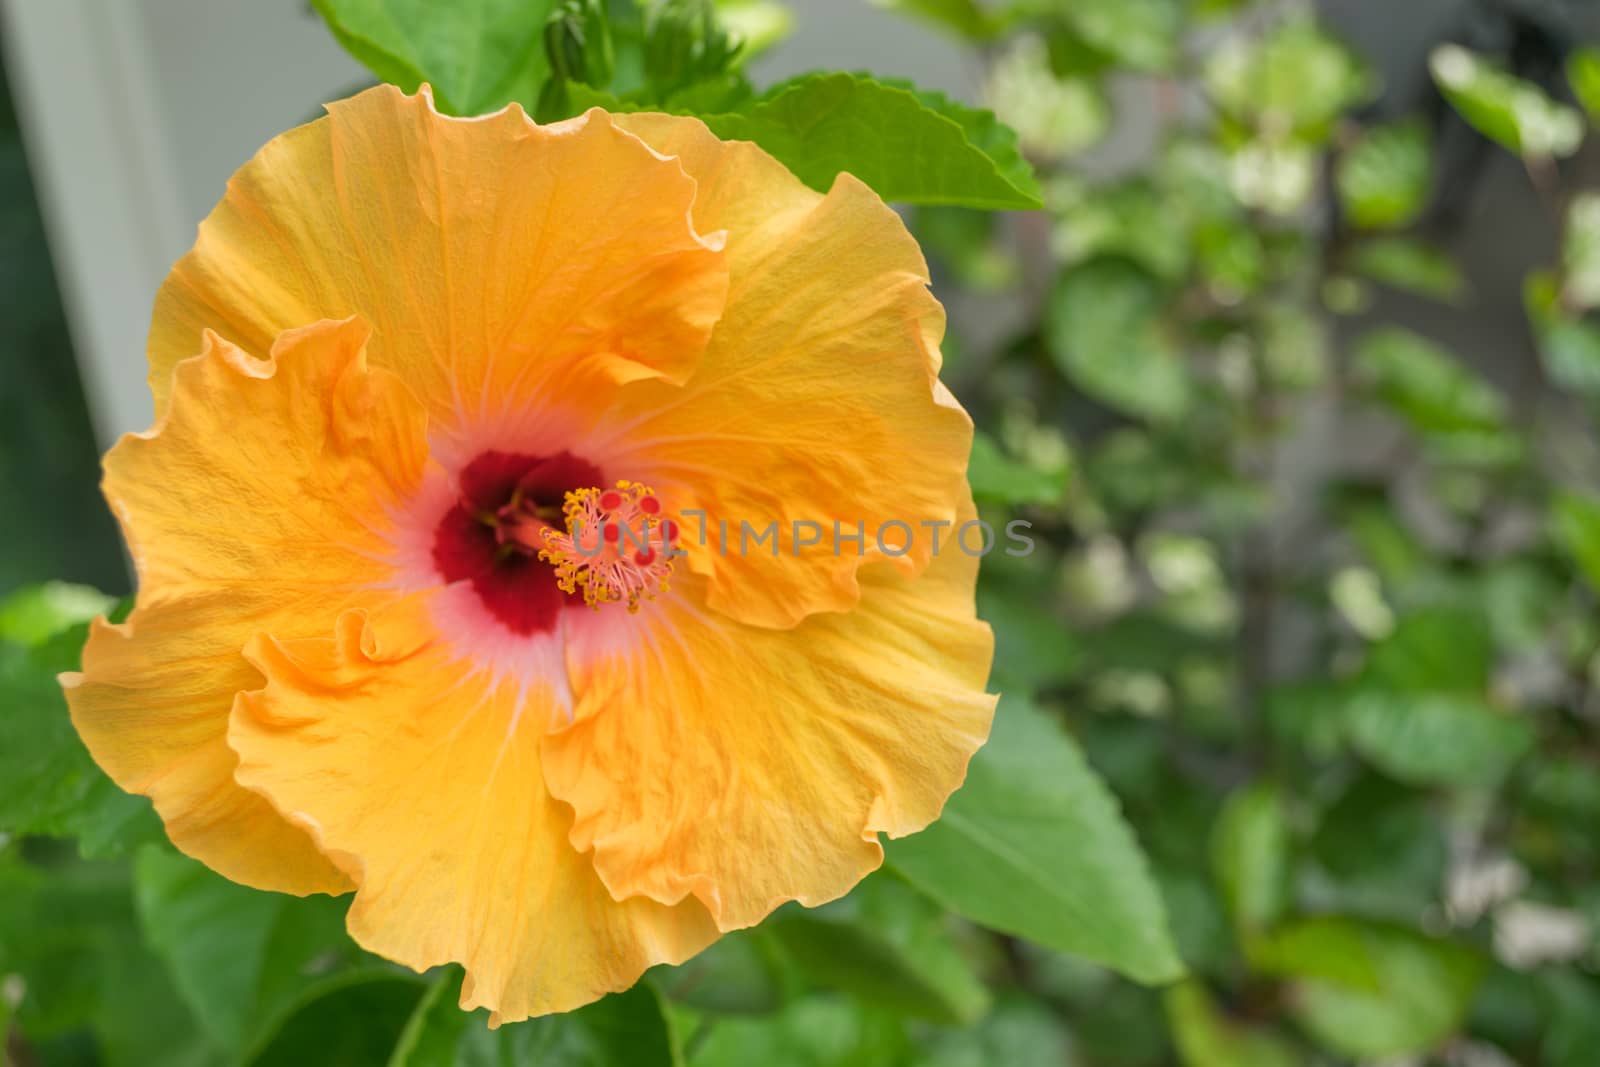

[1494,900,1593,970]
[1445,854,1527,924]
[1330,565,1396,640]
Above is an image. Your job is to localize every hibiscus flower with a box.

[64,85,996,1023]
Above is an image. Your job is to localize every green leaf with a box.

[766,874,990,1025]
[1553,492,1600,591]
[1567,47,1600,122]
[1364,607,1491,693]
[868,0,998,40]
[248,973,426,1067]
[914,206,1020,290]
[915,996,1074,1067]
[0,858,216,1067]
[1047,258,1189,421]
[1337,121,1432,230]
[968,432,1068,507]
[1526,267,1600,394]
[133,847,378,1058]
[698,72,1043,209]
[1205,19,1372,136]
[1349,237,1467,302]
[1052,0,1184,73]
[715,0,793,60]
[390,970,680,1067]
[977,580,1083,692]
[690,995,911,1067]
[1308,774,1449,922]
[1165,981,1300,1067]
[0,581,114,647]
[1284,922,1483,1059]
[655,929,789,1015]
[1539,317,1600,394]
[886,697,1185,985]
[1343,691,1534,789]
[1210,783,1289,936]
[1245,916,1383,990]
[1050,178,1190,280]
[311,0,559,115]
[1430,44,1584,158]
[1542,970,1600,1067]
[1354,327,1506,435]
[0,620,163,856]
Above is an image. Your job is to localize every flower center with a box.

[430,450,606,636]
[538,482,678,612]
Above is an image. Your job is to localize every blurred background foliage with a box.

[7,0,1600,1064]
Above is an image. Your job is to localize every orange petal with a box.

[150,88,727,432]
[64,595,352,894]
[608,113,974,629]
[543,499,997,930]
[230,597,720,1023]
[65,317,429,893]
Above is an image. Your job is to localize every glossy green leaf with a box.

[1344,691,1534,789]
[1430,44,1584,158]
[311,0,559,115]
[1553,492,1600,591]
[1526,267,1600,394]
[886,697,1185,985]
[1539,317,1600,395]
[133,847,377,1058]
[1354,327,1506,435]
[0,857,214,1067]
[915,996,1074,1066]
[1285,922,1483,1059]
[249,973,426,1067]
[1542,970,1600,1067]
[1047,258,1189,421]
[1349,237,1466,302]
[1308,774,1449,922]
[390,970,680,1067]
[0,581,114,647]
[1364,607,1491,693]
[1246,916,1383,990]
[1210,783,1289,935]
[654,929,789,1016]
[1337,121,1432,230]
[977,580,1083,692]
[767,874,989,1025]
[690,994,911,1067]
[700,72,1043,209]
[1567,47,1600,122]
[968,432,1068,507]
[1165,981,1300,1067]
[0,618,162,856]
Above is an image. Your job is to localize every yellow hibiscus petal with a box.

[65,316,429,893]
[64,595,352,894]
[543,501,997,930]
[230,597,720,1023]
[607,113,974,629]
[149,88,728,432]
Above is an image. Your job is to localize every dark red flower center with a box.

[431,450,605,635]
